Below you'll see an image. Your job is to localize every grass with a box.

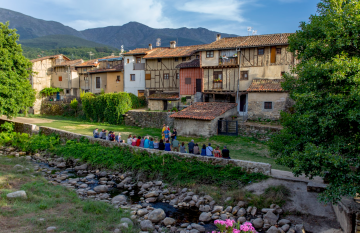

[17,114,290,171]
[0,156,137,233]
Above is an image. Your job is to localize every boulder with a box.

[145,191,159,198]
[199,205,211,212]
[278,219,291,226]
[267,226,280,233]
[94,185,108,193]
[192,195,199,202]
[295,224,305,233]
[120,218,134,227]
[155,181,163,186]
[145,197,157,203]
[6,190,27,199]
[74,164,87,171]
[163,217,176,226]
[220,214,228,220]
[191,223,205,232]
[251,207,257,216]
[199,212,212,222]
[140,220,154,231]
[237,201,246,207]
[253,218,264,228]
[98,171,107,177]
[137,209,149,217]
[237,217,246,224]
[111,195,127,204]
[118,222,129,229]
[57,162,66,168]
[225,206,232,213]
[204,195,213,202]
[237,208,246,217]
[212,206,223,213]
[263,210,279,225]
[189,230,200,233]
[282,224,290,232]
[148,209,166,223]
[232,206,240,215]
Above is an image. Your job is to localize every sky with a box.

[0,0,318,35]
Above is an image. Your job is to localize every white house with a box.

[123,46,152,96]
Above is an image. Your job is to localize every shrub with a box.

[129,93,146,109]
[39,87,63,97]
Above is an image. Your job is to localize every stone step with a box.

[307,182,327,193]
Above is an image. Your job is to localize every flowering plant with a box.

[212,220,257,233]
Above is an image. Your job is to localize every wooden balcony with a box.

[219,57,238,66]
[213,82,223,89]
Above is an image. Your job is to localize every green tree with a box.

[0,22,35,118]
[269,0,360,203]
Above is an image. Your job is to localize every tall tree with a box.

[269,0,360,203]
[0,22,35,118]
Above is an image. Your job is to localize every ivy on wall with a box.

[39,87,63,97]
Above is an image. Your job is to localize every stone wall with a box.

[124,110,174,129]
[0,119,272,175]
[0,119,37,135]
[247,92,289,120]
[238,123,282,141]
[332,197,360,233]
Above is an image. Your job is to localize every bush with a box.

[39,87,63,97]
[129,93,146,109]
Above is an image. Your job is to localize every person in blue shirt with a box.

[164,126,170,141]
[165,139,171,151]
[93,128,99,138]
[144,136,150,148]
[201,144,207,156]
[149,137,154,149]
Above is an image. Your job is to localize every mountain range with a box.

[0,8,238,50]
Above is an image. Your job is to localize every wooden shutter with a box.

[145,74,151,80]
[59,76,62,81]
[271,46,276,63]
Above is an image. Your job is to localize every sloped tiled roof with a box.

[247,79,284,92]
[31,54,70,63]
[53,59,84,67]
[170,102,237,121]
[176,59,200,69]
[75,59,99,67]
[88,63,124,73]
[199,33,293,50]
[143,45,201,59]
[148,93,179,100]
[125,48,151,55]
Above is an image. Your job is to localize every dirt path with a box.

[0,116,54,124]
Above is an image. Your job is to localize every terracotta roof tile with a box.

[88,63,124,73]
[75,59,99,67]
[125,48,150,55]
[247,79,284,92]
[31,54,70,63]
[148,93,179,100]
[176,59,200,69]
[170,102,237,120]
[53,59,84,67]
[199,33,293,50]
[143,45,201,59]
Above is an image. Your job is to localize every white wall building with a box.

[123,46,151,96]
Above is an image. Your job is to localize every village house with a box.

[197,33,296,120]
[87,56,124,94]
[30,54,71,114]
[143,41,201,110]
[75,59,100,93]
[123,47,151,97]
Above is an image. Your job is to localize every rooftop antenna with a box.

[247,27,252,36]
[156,38,161,47]
[252,30,257,36]
[88,51,94,60]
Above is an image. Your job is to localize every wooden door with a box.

[163,100,168,110]
[196,79,202,92]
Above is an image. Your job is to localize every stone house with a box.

[75,59,100,93]
[170,102,237,137]
[87,56,124,94]
[123,47,151,97]
[197,33,296,120]
[147,93,180,111]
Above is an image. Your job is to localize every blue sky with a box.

[0,0,318,35]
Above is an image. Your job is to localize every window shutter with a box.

[270,46,276,63]
[145,74,151,80]
[59,76,62,81]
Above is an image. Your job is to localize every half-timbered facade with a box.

[75,59,100,93]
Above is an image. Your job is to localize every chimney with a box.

[149,44,152,50]
[216,34,221,41]
[170,41,176,49]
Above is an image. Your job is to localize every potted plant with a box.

[231,115,237,120]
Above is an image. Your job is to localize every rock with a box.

[295,224,305,233]
[13,164,24,170]
[262,208,275,213]
[191,223,205,232]
[74,164,87,171]
[145,197,157,203]
[86,174,95,179]
[224,206,232,213]
[246,206,252,213]
[148,209,166,223]
[189,230,200,233]
[137,209,149,216]
[225,197,232,202]
[141,183,152,190]
[98,171,107,177]
[212,206,223,213]
[237,217,246,224]
[163,217,176,225]
[237,201,246,207]
[199,212,212,222]
[169,198,178,206]
[93,185,108,193]
[282,224,290,232]
[181,223,190,228]
[237,208,246,217]
[79,184,88,189]
[155,181,162,186]
[278,219,291,226]
[46,226,57,232]
[263,210,279,225]
[181,188,188,193]
[183,196,192,202]
[145,191,159,198]
[251,207,257,216]
[287,229,295,233]
[57,162,66,168]
[232,206,240,215]
[113,229,120,233]
[253,218,264,228]
[118,222,129,229]
[220,214,228,220]
[6,190,27,199]
[199,205,211,212]
[111,195,127,204]
[267,226,280,233]
[204,195,213,202]
[189,200,196,207]
[120,218,134,227]
[140,220,154,231]
[87,190,96,195]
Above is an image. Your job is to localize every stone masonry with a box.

[124,110,174,129]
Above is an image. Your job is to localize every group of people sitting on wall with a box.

[92,124,231,159]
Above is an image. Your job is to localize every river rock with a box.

[183,196,192,202]
[86,174,95,179]
[199,212,212,222]
[199,205,211,212]
[225,206,232,212]
[192,195,199,202]
[251,207,257,216]
[169,198,178,206]
[163,217,176,226]
[189,201,196,207]
[191,223,205,232]
[13,164,24,170]
[262,208,275,213]
[212,206,223,213]
[282,224,290,232]
[220,214,228,220]
[7,190,27,199]
[145,191,159,198]
[253,218,264,228]
[148,209,166,223]
[118,222,128,229]
[264,210,279,225]
[232,206,240,215]
[237,208,246,217]
[142,183,152,190]
[278,219,291,226]
[79,184,88,189]
[98,171,107,177]
[295,224,305,233]
[74,164,87,171]
[204,195,213,202]
[87,190,96,195]
[94,185,108,193]
[46,226,56,232]
[140,220,154,231]
[120,218,134,227]
[267,226,280,233]
[190,230,200,233]
[237,217,246,224]
[287,229,296,233]
[137,209,149,216]
[237,201,246,207]
[145,197,157,203]
[112,195,127,204]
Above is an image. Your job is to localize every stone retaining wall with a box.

[0,119,271,175]
[238,123,282,141]
[0,119,36,135]
[125,110,174,129]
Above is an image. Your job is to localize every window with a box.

[206,51,214,58]
[83,68,87,72]
[157,58,162,62]
[59,76,62,81]
[175,57,179,62]
[176,73,179,79]
[136,57,141,63]
[240,71,249,80]
[213,71,222,81]
[130,74,135,81]
[185,78,191,84]
[264,102,273,110]
[138,90,145,97]
[127,59,129,64]
[96,77,101,88]
[164,73,169,79]
[145,74,151,80]
[276,48,282,54]
[66,89,70,94]
[182,57,186,61]
[116,76,121,82]
[258,48,264,55]
[281,71,286,77]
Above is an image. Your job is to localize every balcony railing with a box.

[134,63,145,70]
[219,57,238,66]
[213,82,223,89]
